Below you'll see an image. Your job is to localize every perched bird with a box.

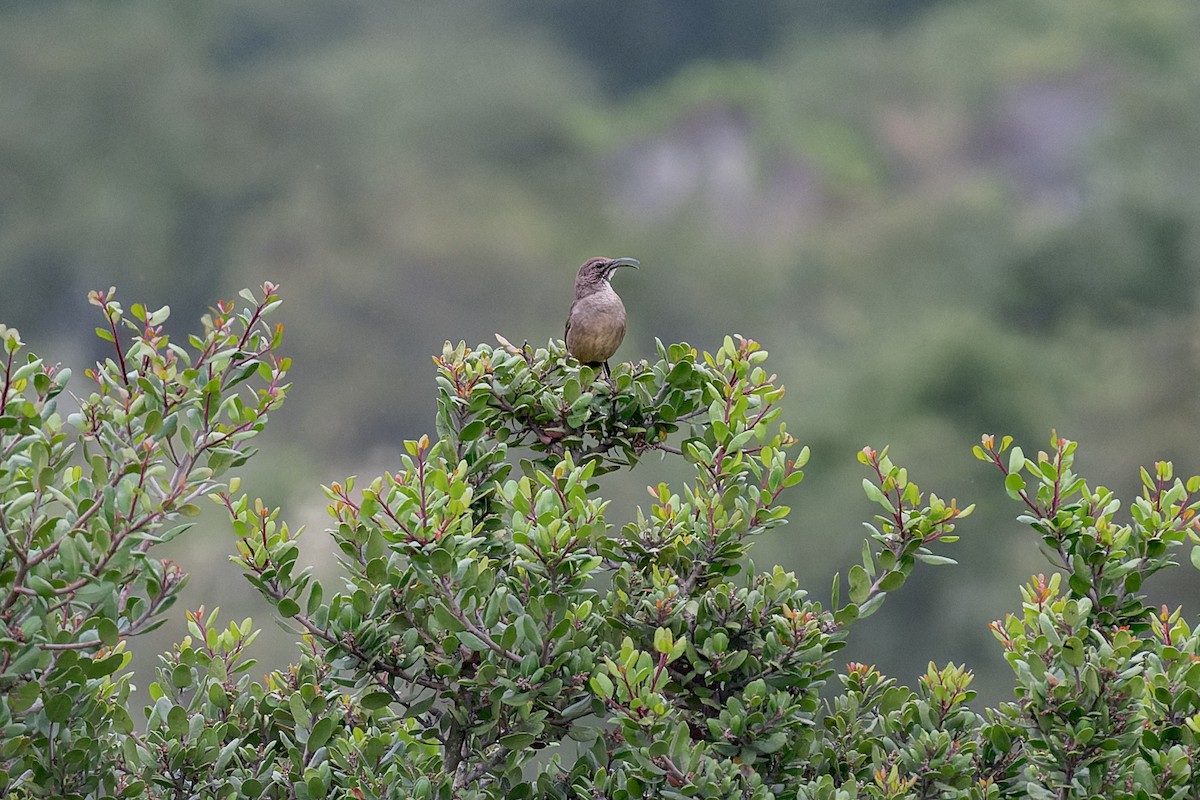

[564,256,639,374]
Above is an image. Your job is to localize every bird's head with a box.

[575,256,639,292]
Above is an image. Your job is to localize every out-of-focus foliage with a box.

[2,0,1199,701]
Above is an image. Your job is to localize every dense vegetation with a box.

[3,290,1200,797]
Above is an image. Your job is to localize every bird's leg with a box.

[602,361,617,390]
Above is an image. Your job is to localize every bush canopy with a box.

[2,288,1200,798]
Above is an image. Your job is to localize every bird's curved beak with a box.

[609,257,640,270]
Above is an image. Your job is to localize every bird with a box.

[564,256,639,375]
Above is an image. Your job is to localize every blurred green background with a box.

[3,0,1199,708]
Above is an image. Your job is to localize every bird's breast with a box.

[576,288,626,322]
[566,287,628,363]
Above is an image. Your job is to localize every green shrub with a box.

[2,288,1199,798]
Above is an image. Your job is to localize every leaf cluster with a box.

[0,285,287,795]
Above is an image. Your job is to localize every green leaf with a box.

[862,478,894,513]
[459,419,486,441]
[728,429,755,451]
[858,593,886,619]
[307,582,324,616]
[590,672,614,699]
[277,597,301,618]
[1007,446,1025,476]
[861,539,875,578]
[214,738,242,772]
[98,617,120,647]
[1062,636,1085,668]
[154,523,194,545]
[110,705,135,735]
[988,725,1012,752]
[147,305,171,325]
[457,630,489,652]
[499,732,537,749]
[915,553,957,566]
[171,664,193,689]
[755,731,788,754]
[517,614,541,649]
[360,691,393,710]
[848,564,870,604]
[208,683,230,709]
[44,693,72,723]
[309,716,334,750]
[878,571,906,592]
[166,705,189,737]
[359,492,379,519]
[430,546,453,574]
[10,681,39,714]
[85,652,124,681]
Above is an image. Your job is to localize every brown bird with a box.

[564,256,640,375]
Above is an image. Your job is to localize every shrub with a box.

[2,287,1199,798]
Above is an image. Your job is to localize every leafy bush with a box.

[2,288,1200,799]
[0,286,288,796]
